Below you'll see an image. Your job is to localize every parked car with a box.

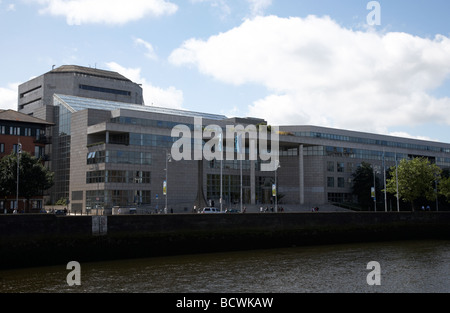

[201,207,222,213]
[226,209,240,214]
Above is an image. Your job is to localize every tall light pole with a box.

[16,140,22,212]
[164,151,171,214]
[372,164,378,212]
[237,134,243,213]
[435,176,439,212]
[275,160,280,213]
[240,159,243,213]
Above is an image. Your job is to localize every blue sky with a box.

[1,0,450,143]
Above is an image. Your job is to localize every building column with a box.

[299,144,305,205]
[106,131,110,144]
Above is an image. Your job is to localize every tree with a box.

[0,153,16,196]
[385,158,441,211]
[0,152,54,212]
[352,162,381,210]
[438,176,450,202]
[435,169,450,211]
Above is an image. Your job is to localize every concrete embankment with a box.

[1,212,449,269]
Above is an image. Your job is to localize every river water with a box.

[0,240,449,293]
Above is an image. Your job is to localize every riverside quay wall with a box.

[1,212,450,269]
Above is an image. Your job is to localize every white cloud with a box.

[0,83,19,111]
[134,38,158,60]
[105,62,184,110]
[169,15,450,135]
[189,0,271,18]
[246,0,272,16]
[32,0,178,25]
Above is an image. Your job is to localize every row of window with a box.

[327,161,359,173]
[111,116,194,131]
[129,133,176,148]
[325,146,408,162]
[0,143,45,158]
[209,159,257,171]
[106,133,177,149]
[79,84,131,96]
[0,125,45,138]
[328,193,353,203]
[86,170,151,184]
[86,190,151,207]
[87,150,152,165]
[325,148,450,168]
[327,177,352,189]
[295,131,450,154]
[206,174,278,205]
[20,85,42,99]
[304,145,412,163]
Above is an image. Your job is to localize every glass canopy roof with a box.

[54,94,227,121]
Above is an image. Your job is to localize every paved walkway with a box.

[226,203,352,213]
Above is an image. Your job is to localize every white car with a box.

[201,207,222,213]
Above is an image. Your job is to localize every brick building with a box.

[0,109,53,212]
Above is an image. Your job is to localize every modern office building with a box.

[18,65,144,203]
[0,109,53,212]
[46,93,450,213]
[277,125,450,207]
[53,93,277,213]
[16,65,450,213]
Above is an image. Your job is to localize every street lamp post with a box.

[275,160,280,213]
[240,158,243,213]
[435,177,439,212]
[164,151,171,214]
[372,164,379,212]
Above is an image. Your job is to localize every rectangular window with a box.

[133,171,151,184]
[337,162,345,173]
[338,177,345,188]
[347,162,354,173]
[79,84,131,96]
[0,143,4,153]
[86,170,105,184]
[327,161,335,172]
[10,127,20,136]
[327,177,335,188]
[20,85,42,98]
[87,150,106,164]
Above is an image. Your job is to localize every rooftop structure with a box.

[18,64,144,117]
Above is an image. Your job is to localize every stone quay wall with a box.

[1,212,449,269]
